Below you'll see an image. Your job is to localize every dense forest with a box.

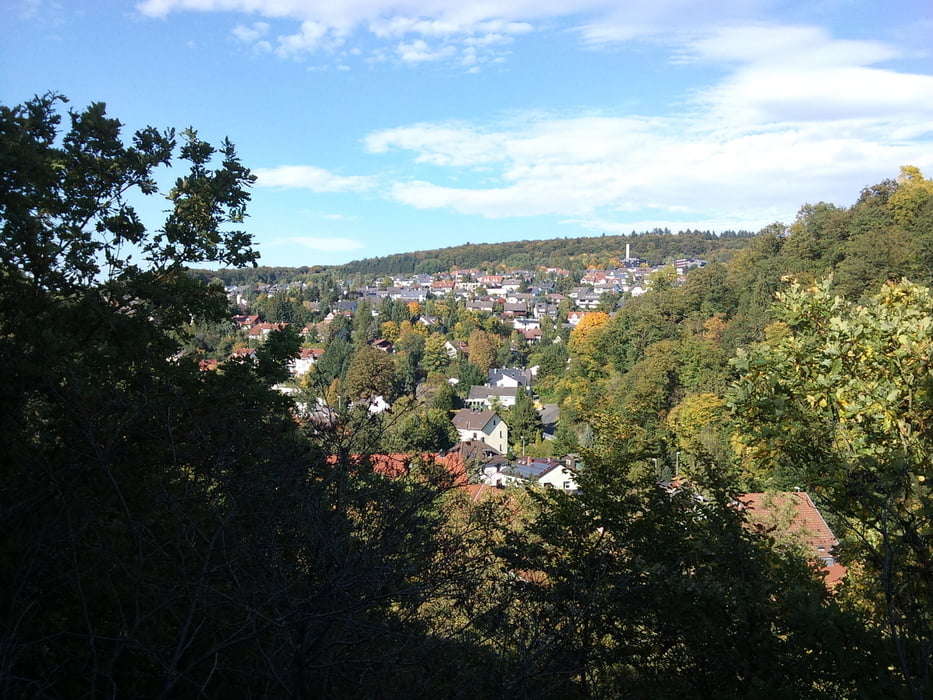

[2,94,932,698]
[197,228,757,286]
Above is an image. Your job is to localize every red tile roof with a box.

[326,453,467,485]
[740,491,847,587]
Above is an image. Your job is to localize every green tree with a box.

[384,406,459,453]
[344,344,397,402]
[430,379,457,411]
[456,361,486,398]
[508,386,543,454]
[0,95,506,697]
[498,418,885,697]
[731,278,933,697]
[313,334,353,387]
[0,93,288,695]
[889,165,933,228]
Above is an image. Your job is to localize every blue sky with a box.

[3,0,933,267]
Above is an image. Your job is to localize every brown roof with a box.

[452,439,504,460]
[461,483,512,504]
[452,409,498,431]
[247,321,289,337]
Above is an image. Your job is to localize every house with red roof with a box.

[740,491,846,587]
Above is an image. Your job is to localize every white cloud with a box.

[682,25,933,127]
[132,0,701,67]
[188,7,932,232]
[684,24,898,67]
[358,21,932,230]
[232,21,269,43]
[396,38,455,63]
[373,109,932,226]
[274,20,344,56]
[255,165,375,192]
[365,123,507,166]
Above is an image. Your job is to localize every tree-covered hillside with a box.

[332,228,757,276]
[196,229,757,285]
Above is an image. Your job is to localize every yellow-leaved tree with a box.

[731,278,933,698]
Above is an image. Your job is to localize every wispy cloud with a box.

[255,165,375,193]
[679,24,933,127]
[395,38,455,63]
[365,123,508,166]
[137,0,750,68]
[135,0,548,66]
[232,21,269,44]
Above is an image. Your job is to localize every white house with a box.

[452,409,509,455]
[466,386,518,409]
[488,368,533,389]
[482,457,579,491]
[288,347,324,376]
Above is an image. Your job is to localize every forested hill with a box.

[196,229,758,285]
[331,228,757,276]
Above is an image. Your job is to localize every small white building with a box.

[466,386,518,409]
[482,457,579,492]
[487,368,533,389]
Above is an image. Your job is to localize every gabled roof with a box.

[740,491,846,586]
[488,367,532,387]
[741,492,837,552]
[506,457,569,481]
[467,386,518,400]
[452,439,506,464]
[247,321,289,337]
[232,313,259,328]
[462,483,498,503]
[452,408,499,431]
[521,329,543,341]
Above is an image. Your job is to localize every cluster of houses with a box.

[225,257,708,343]
[222,316,842,587]
[446,365,580,492]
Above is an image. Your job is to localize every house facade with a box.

[466,386,518,409]
[452,409,509,455]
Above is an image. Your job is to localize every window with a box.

[563,481,571,490]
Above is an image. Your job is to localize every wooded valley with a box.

[2,94,932,698]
